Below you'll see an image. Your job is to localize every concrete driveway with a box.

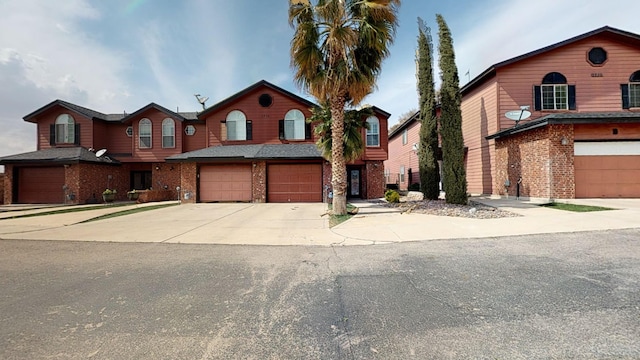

[0,203,349,246]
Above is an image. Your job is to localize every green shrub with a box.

[385,189,400,203]
[408,183,420,191]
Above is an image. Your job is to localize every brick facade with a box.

[494,124,575,200]
[179,162,197,203]
[365,161,386,199]
[0,172,3,204]
[252,161,267,203]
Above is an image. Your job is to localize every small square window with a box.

[185,125,196,136]
[126,126,133,137]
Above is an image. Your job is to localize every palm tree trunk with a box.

[330,96,348,215]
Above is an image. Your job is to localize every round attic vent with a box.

[258,93,273,107]
[588,47,607,66]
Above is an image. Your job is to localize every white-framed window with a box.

[541,72,568,110]
[399,165,405,183]
[284,109,305,140]
[139,118,152,149]
[226,110,246,141]
[628,71,640,108]
[366,116,380,147]
[185,125,196,136]
[402,128,408,145]
[384,168,390,183]
[125,126,133,137]
[162,118,175,148]
[55,114,75,144]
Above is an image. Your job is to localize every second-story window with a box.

[402,128,408,145]
[139,118,152,149]
[284,109,305,140]
[55,114,75,144]
[162,118,175,148]
[366,116,380,147]
[226,110,246,141]
[535,72,576,111]
[623,70,640,109]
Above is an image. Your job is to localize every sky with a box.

[1,0,639,160]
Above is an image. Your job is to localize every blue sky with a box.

[1,0,639,159]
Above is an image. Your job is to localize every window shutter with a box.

[568,85,576,110]
[621,84,630,109]
[50,124,56,146]
[278,120,284,140]
[246,120,252,140]
[74,124,81,145]
[534,86,542,111]
[305,121,312,139]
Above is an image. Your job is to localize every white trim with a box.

[574,141,640,156]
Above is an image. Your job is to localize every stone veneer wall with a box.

[365,160,385,199]
[0,172,5,204]
[494,124,574,200]
[3,166,13,204]
[76,163,129,203]
[179,162,197,203]
[152,163,181,200]
[252,161,267,203]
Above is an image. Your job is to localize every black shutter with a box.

[568,85,576,110]
[74,124,81,145]
[50,124,56,146]
[305,121,312,139]
[246,120,252,140]
[278,119,285,140]
[621,84,630,109]
[534,86,542,111]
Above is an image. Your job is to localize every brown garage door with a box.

[575,156,640,198]
[199,164,252,202]
[268,164,322,202]
[18,167,65,204]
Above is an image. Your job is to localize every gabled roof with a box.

[461,26,640,95]
[0,147,120,165]
[120,103,188,123]
[388,111,420,139]
[23,99,110,123]
[486,112,640,140]
[166,143,322,162]
[198,80,317,118]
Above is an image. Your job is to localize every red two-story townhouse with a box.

[0,80,389,204]
[463,26,640,200]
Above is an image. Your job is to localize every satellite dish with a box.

[505,109,531,124]
[95,149,107,158]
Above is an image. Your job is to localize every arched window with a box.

[366,116,380,147]
[627,70,640,108]
[139,118,152,149]
[226,110,246,141]
[55,114,75,144]
[162,118,175,148]
[284,109,305,140]
[535,72,576,111]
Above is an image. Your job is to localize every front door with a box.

[348,168,361,198]
[131,171,152,190]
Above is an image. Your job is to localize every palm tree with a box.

[289,0,400,215]
[309,104,373,162]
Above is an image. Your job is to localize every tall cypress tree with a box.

[436,14,467,204]
[416,18,440,200]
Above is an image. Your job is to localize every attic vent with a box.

[588,47,607,66]
[259,93,273,107]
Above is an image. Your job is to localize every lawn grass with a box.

[539,202,614,212]
[328,203,358,227]
[79,203,180,223]
[0,203,133,220]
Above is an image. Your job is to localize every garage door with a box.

[199,164,252,202]
[574,142,640,198]
[268,164,322,202]
[18,167,65,204]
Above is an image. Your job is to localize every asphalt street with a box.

[1,229,639,359]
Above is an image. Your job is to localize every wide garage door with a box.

[18,167,65,204]
[574,141,640,198]
[268,164,322,202]
[199,164,252,202]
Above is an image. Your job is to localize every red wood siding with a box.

[461,80,499,195]
[574,123,640,140]
[202,87,315,147]
[105,123,133,155]
[35,106,94,150]
[182,123,206,152]
[384,120,421,190]
[496,35,640,131]
[127,109,184,162]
